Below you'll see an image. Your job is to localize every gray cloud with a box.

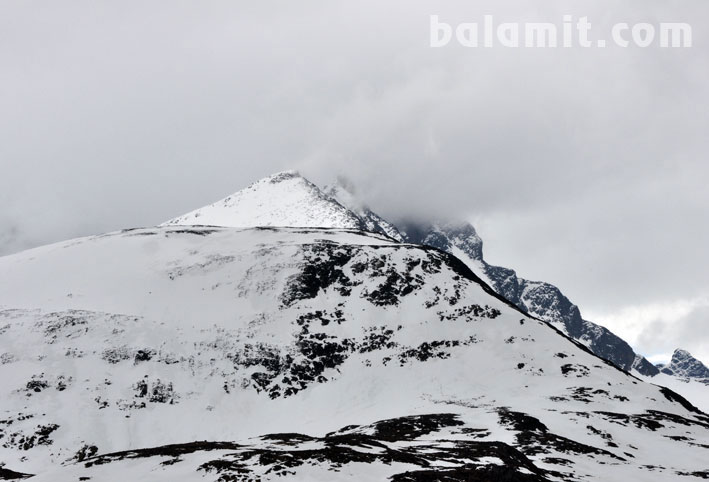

[635,303,709,364]
[1,1,708,358]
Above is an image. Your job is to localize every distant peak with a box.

[671,348,696,362]
[661,348,709,379]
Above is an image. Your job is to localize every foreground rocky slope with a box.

[0,226,708,480]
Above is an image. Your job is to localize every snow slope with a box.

[0,226,708,480]
[637,373,709,414]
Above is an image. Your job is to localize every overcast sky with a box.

[1,1,707,363]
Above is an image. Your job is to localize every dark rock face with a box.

[398,220,656,375]
[661,349,709,380]
[399,222,484,262]
[633,355,661,377]
[486,266,524,306]
[0,466,32,480]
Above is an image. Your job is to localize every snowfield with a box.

[637,372,709,414]
[0,225,708,481]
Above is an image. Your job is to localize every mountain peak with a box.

[263,169,302,183]
[673,348,692,359]
[661,348,709,379]
[162,172,364,229]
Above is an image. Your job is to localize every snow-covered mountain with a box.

[1,172,708,481]
[163,171,402,243]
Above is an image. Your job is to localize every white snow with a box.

[0,226,708,480]
[636,371,709,413]
[162,171,363,229]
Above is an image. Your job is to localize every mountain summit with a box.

[163,170,364,229]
